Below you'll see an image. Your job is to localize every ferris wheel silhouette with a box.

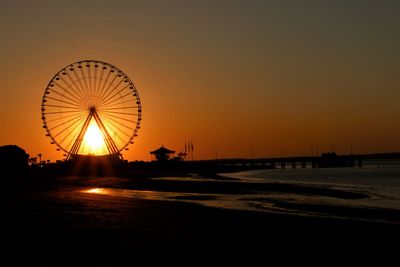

[41,60,142,160]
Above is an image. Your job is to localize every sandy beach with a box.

[1,173,399,263]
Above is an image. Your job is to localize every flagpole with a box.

[191,141,194,161]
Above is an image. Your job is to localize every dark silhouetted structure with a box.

[150,146,175,161]
[68,154,123,176]
[0,145,29,177]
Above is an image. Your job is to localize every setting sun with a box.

[80,121,107,155]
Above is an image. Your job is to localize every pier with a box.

[195,154,363,170]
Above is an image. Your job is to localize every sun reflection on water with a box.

[80,187,255,211]
[84,188,109,194]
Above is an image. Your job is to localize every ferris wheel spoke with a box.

[53,79,82,102]
[99,110,139,116]
[99,98,138,110]
[99,71,118,100]
[99,112,138,124]
[75,64,89,96]
[98,83,131,107]
[100,122,125,141]
[98,74,118,102]
[45,104,84,110]
[104,118,132,138]
[44,96,81,108]
[97,67,112,102]
[61,121,86,153]
[45,112,86,123]
[54,114,85,134]
[61,113,90,148]
[71,68,90,105]
[53,82,82,104]
[105,114,132,130]
[48,114,85,131]
[87,63,96,98]
[48,89,82,107]
[99,91,134,109]
[86,63,93,96]
[95,64,105,97]
[103,115,136,131]
[52,116,87,138]
[93,65,99,97]
[99,75,122,103]
[44,110,84,115]
[63,126,82,151]
[58,74,86,103]
[59,119,83,146]
[93,63,102,96]
[98,106,138,111]
[78,65,91,96]
[99,95,134,110]
[106,129,126,147]
[64,71,87,104]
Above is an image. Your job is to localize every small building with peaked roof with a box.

[150,146,175,161]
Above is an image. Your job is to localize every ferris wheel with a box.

[41,60,142,160]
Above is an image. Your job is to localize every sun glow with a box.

[81,121,107,155]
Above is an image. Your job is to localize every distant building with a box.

[150,146,175,161]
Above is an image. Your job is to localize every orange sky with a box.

[0,0,399,161]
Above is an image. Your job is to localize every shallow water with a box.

[80,159,400,223]
[221,159,400,210]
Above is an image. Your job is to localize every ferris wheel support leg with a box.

[66,113,93,161]
[92,110,120,157]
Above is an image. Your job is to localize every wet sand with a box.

[1,175,399,263]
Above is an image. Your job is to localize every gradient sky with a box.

[0,0,399,161]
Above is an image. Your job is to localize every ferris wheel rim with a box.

[41,59,142,156]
